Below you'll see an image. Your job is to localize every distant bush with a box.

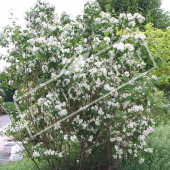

[117,125,170,170]
[2,102,17,114]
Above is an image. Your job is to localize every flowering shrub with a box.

[0,1,157,169]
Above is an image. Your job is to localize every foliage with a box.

[117,125,170,170]
[97,0,170,29]
[0,1,157,169]
[144,23,170,91]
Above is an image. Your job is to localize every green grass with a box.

[0,158,37,170]
[0,157,50,170]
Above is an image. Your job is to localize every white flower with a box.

[124,71,130,77]
[95,61,102,67]
[36,18,41,23]
[27,38,35,46]
[58,152,63,158]
[54,122,61,130]
[128,105,144,112]
[95,120,100,126]
[86,149,92,154]
[64,135,68,140]
[62,58,70,64]
[62,48,70,53]
[51,150,55,155]
[9,56,15,61]
[75,45,83,54]
[55,105,61,110]
[151,75,157,80]
[70,55,86,72]
[84,38,87,43]
[144,148,153,153]
[59,109,67,116]
[129,21,136,27]
[31,46,38,53]
[134,154,137,157]
[115,145,119,151]
[116,137,122,142]
[70,135,77,142]
[39,12,45,18]
[33,151,40,157]
[125,43,134,51]
[37,98,44,106]
[89,68,97,75]
[36,37,45,43]
[127,13,133,20]
[50,57,56,62]
[128,149,132,154]
[146,126,154,134]
[94,18,101,24]
[113,42,125,52]
[122,100,130,109]
[127,122,135,129]
[100,11,111,19]
[42,64,48,73]
[110,138,115,142]
[64,23,72,30]
[88,135,93,142]
[82,123,88,129]
[117,149,123,156]
[119,13,126,19]
[139,158,144,164]
[113,155,117,159]
[104,37,110,44]
[138,135,145,141]
[98,108,104,115]
[134,13,145,23]
[93,37,101,45]
[135,34,146,40]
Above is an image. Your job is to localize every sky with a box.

[0,0,170,71]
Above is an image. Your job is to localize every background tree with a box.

[97,0,170,29]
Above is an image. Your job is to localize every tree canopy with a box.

[97,0,170,29]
